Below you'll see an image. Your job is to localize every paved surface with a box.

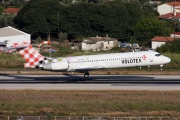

[0,74,180,90]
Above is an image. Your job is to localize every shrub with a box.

[156,40,180,54]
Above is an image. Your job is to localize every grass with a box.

[163,53,180,69]
[0,54,24,68]
[0,90,180,116]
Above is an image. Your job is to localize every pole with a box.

[173,5,175,40]
[58,13,59,39]
[58,13,61,56]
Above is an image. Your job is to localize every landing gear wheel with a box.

[84,72,89,78]
[160,64,163,71]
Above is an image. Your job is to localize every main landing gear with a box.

[84,71,89,78]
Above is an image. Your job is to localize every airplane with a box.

[0,40,8,46]
[0,41,29,53]
[0,40,9,51]
[16,45,171,78]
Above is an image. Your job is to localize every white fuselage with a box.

[43,51,171,72]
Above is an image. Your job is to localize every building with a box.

[0,26,31,47]
[158,12,180,20]
[151,36,174,49]
[3,8,20,15]
[170,32,180,38]
[157,2,180,16]
[81,36,118,51]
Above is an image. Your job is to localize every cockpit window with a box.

[155,54,161,57]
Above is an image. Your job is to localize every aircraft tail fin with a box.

[18,45,45,68]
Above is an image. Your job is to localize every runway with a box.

[0,74,180,90]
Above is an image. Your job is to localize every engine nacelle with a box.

[43,58,69,71]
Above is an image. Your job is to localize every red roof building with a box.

[158,12,180,19]
[172,32,180,35]
[151,36,174,49]
[170,32,180,38]
[152,36,174,42]
[167,2,180,7]
[4,8,20,15]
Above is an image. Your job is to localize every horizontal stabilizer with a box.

[1,46,28,51]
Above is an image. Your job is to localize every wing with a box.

[0,46,28,51]
[73,65,105,71]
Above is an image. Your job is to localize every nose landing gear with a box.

[160,64,163,71]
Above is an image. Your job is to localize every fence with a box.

[0,116,180,120]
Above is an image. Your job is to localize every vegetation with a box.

[0,53,24,68]
[0,6,4,15]
[12,0,172,46]
[14,0,61,38]
[0,14,15,28]
[134,14,172,46]
[0,90,180,116]
[0,0,28,8]
[156,40,180,54]
[0,0,175,48]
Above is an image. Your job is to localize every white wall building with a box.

[82,40,97,51]
[103,41,114,49]
[151,36,174,49]
[170,32,180,38]
[82,40,117,51]
[158,2,180,16]
[0,26,30,47]
[81,36,118,51]
[152,41,166,49]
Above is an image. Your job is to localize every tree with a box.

[124,2,143,39]
[14,0,60,39]
[59,0,73,4]
[134,14,172,46]
[9,0,28,7]
[60,2,95,39]
[59,32,68,43]
[0,15,15,28]
[156,40,180,53]
[89,1,130,38]
[174,20,180,32]
[0,6,4,15]
[141,3,159,17]
[13,0,171,44]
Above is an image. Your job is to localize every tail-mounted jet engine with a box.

[43,58,69,71]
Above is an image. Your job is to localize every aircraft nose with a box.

[164,56,171,64]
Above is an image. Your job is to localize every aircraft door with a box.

[150,55,153,62]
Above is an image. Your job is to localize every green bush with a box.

[156,40,180,54]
